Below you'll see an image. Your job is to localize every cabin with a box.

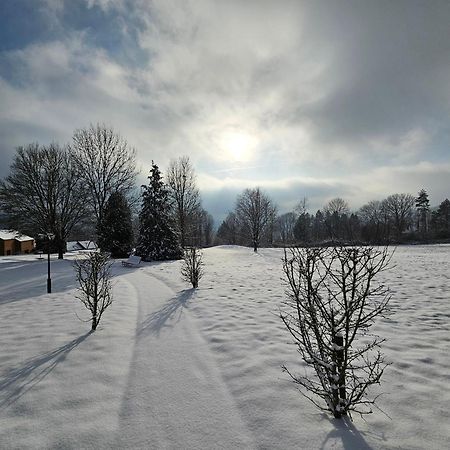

[0,230,35,256]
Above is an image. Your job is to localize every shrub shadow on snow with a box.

[0,332,91,409]
[136,289,195,337]
[319,415,373,450]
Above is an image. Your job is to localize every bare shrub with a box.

[281,245,392,418]
[74,252,113,331]
[181,247,204,288]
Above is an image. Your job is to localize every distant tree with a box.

[0,143,86,258]
[346,213,361,242]
[190,208,215,247]
[235,187,277,252]
[136,162,182,261]
[275,212,297,245]
[295,197,309,216]
[312,210,325,242]
[383,193,415,239]
[167,156,201,248]
[323,198,350,217]
[359,200,388,243]
[322,198,351,241]
[281,246,392,418]
[74,252,113,331]
[293,213,312,243]
[415,189,430,235]
[181,247,204,288]
[216,212,239,245]
[97,191,133,258]
[71,123,137,226]
[431,198,450,238]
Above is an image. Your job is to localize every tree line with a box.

[0,124,213,259]
[217,188,450,248]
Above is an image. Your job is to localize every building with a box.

[66,240,98,252]
[0,230,35,256]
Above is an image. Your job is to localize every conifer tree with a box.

[415,189,430,235]
[97,191,133,258]
[136,162,183,261]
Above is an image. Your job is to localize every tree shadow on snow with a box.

[0,331,91,409]
[137,289,195,337]
[320,415,373,450]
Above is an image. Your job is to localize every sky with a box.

[0,0,449,223]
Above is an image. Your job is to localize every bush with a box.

[181,247,204,288]
[74,252,113,331]
[281,245,392,418]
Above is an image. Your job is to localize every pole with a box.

[47,241,52,293]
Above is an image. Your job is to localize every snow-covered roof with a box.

[67,240,98,251]
[78,241,97,250]
[0,230,34,242]
[67,241,84,251]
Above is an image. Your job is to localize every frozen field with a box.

[0,245,449,449]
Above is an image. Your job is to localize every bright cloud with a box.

[1,0,449,221]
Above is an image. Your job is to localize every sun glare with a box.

[221,130,257,162]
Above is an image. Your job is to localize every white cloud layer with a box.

[1,0,449,219]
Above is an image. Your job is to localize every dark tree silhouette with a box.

[415,189,430,235]
[382,193,415,239]
[97,191,133,258]
[235,187,277,252]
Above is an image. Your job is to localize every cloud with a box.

[0,0,449,222]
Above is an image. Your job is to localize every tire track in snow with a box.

[113,270,256,449]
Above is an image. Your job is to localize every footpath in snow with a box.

[113,269,255,449]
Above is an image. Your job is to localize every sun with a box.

[221,130,257,162]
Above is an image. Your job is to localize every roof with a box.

[0,230,34,242]
[78,241,97,250]
[67,240,98,251]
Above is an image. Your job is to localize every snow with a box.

[0,230,34,242]
[1,245,449,449]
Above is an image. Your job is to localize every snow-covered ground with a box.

[0,245,449,449]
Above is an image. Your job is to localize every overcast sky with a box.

[1,0,449,222]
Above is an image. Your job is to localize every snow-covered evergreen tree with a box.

[136,162,183,261]
[97,191,133,258]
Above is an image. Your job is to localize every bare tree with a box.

[359,200,390,243]
[281,246,392,418]
[382,193,415,239]
[167,156,201,248]
[216,212,239,245]
[74,252,113,331]
[295,196,309,216]
[0,143,86,258]
[181,247,204,288]
[235,187,277,252]
[324,198,350,216]
[276,212,297,245]
[71,124,137,225]
[193,209,214,247]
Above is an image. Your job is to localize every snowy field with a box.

[0,245,449,449]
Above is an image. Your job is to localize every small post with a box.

[39,232,54,294]
[47,248,51,293]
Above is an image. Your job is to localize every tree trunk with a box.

[334,333,346,417]
[92,297,98,331]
